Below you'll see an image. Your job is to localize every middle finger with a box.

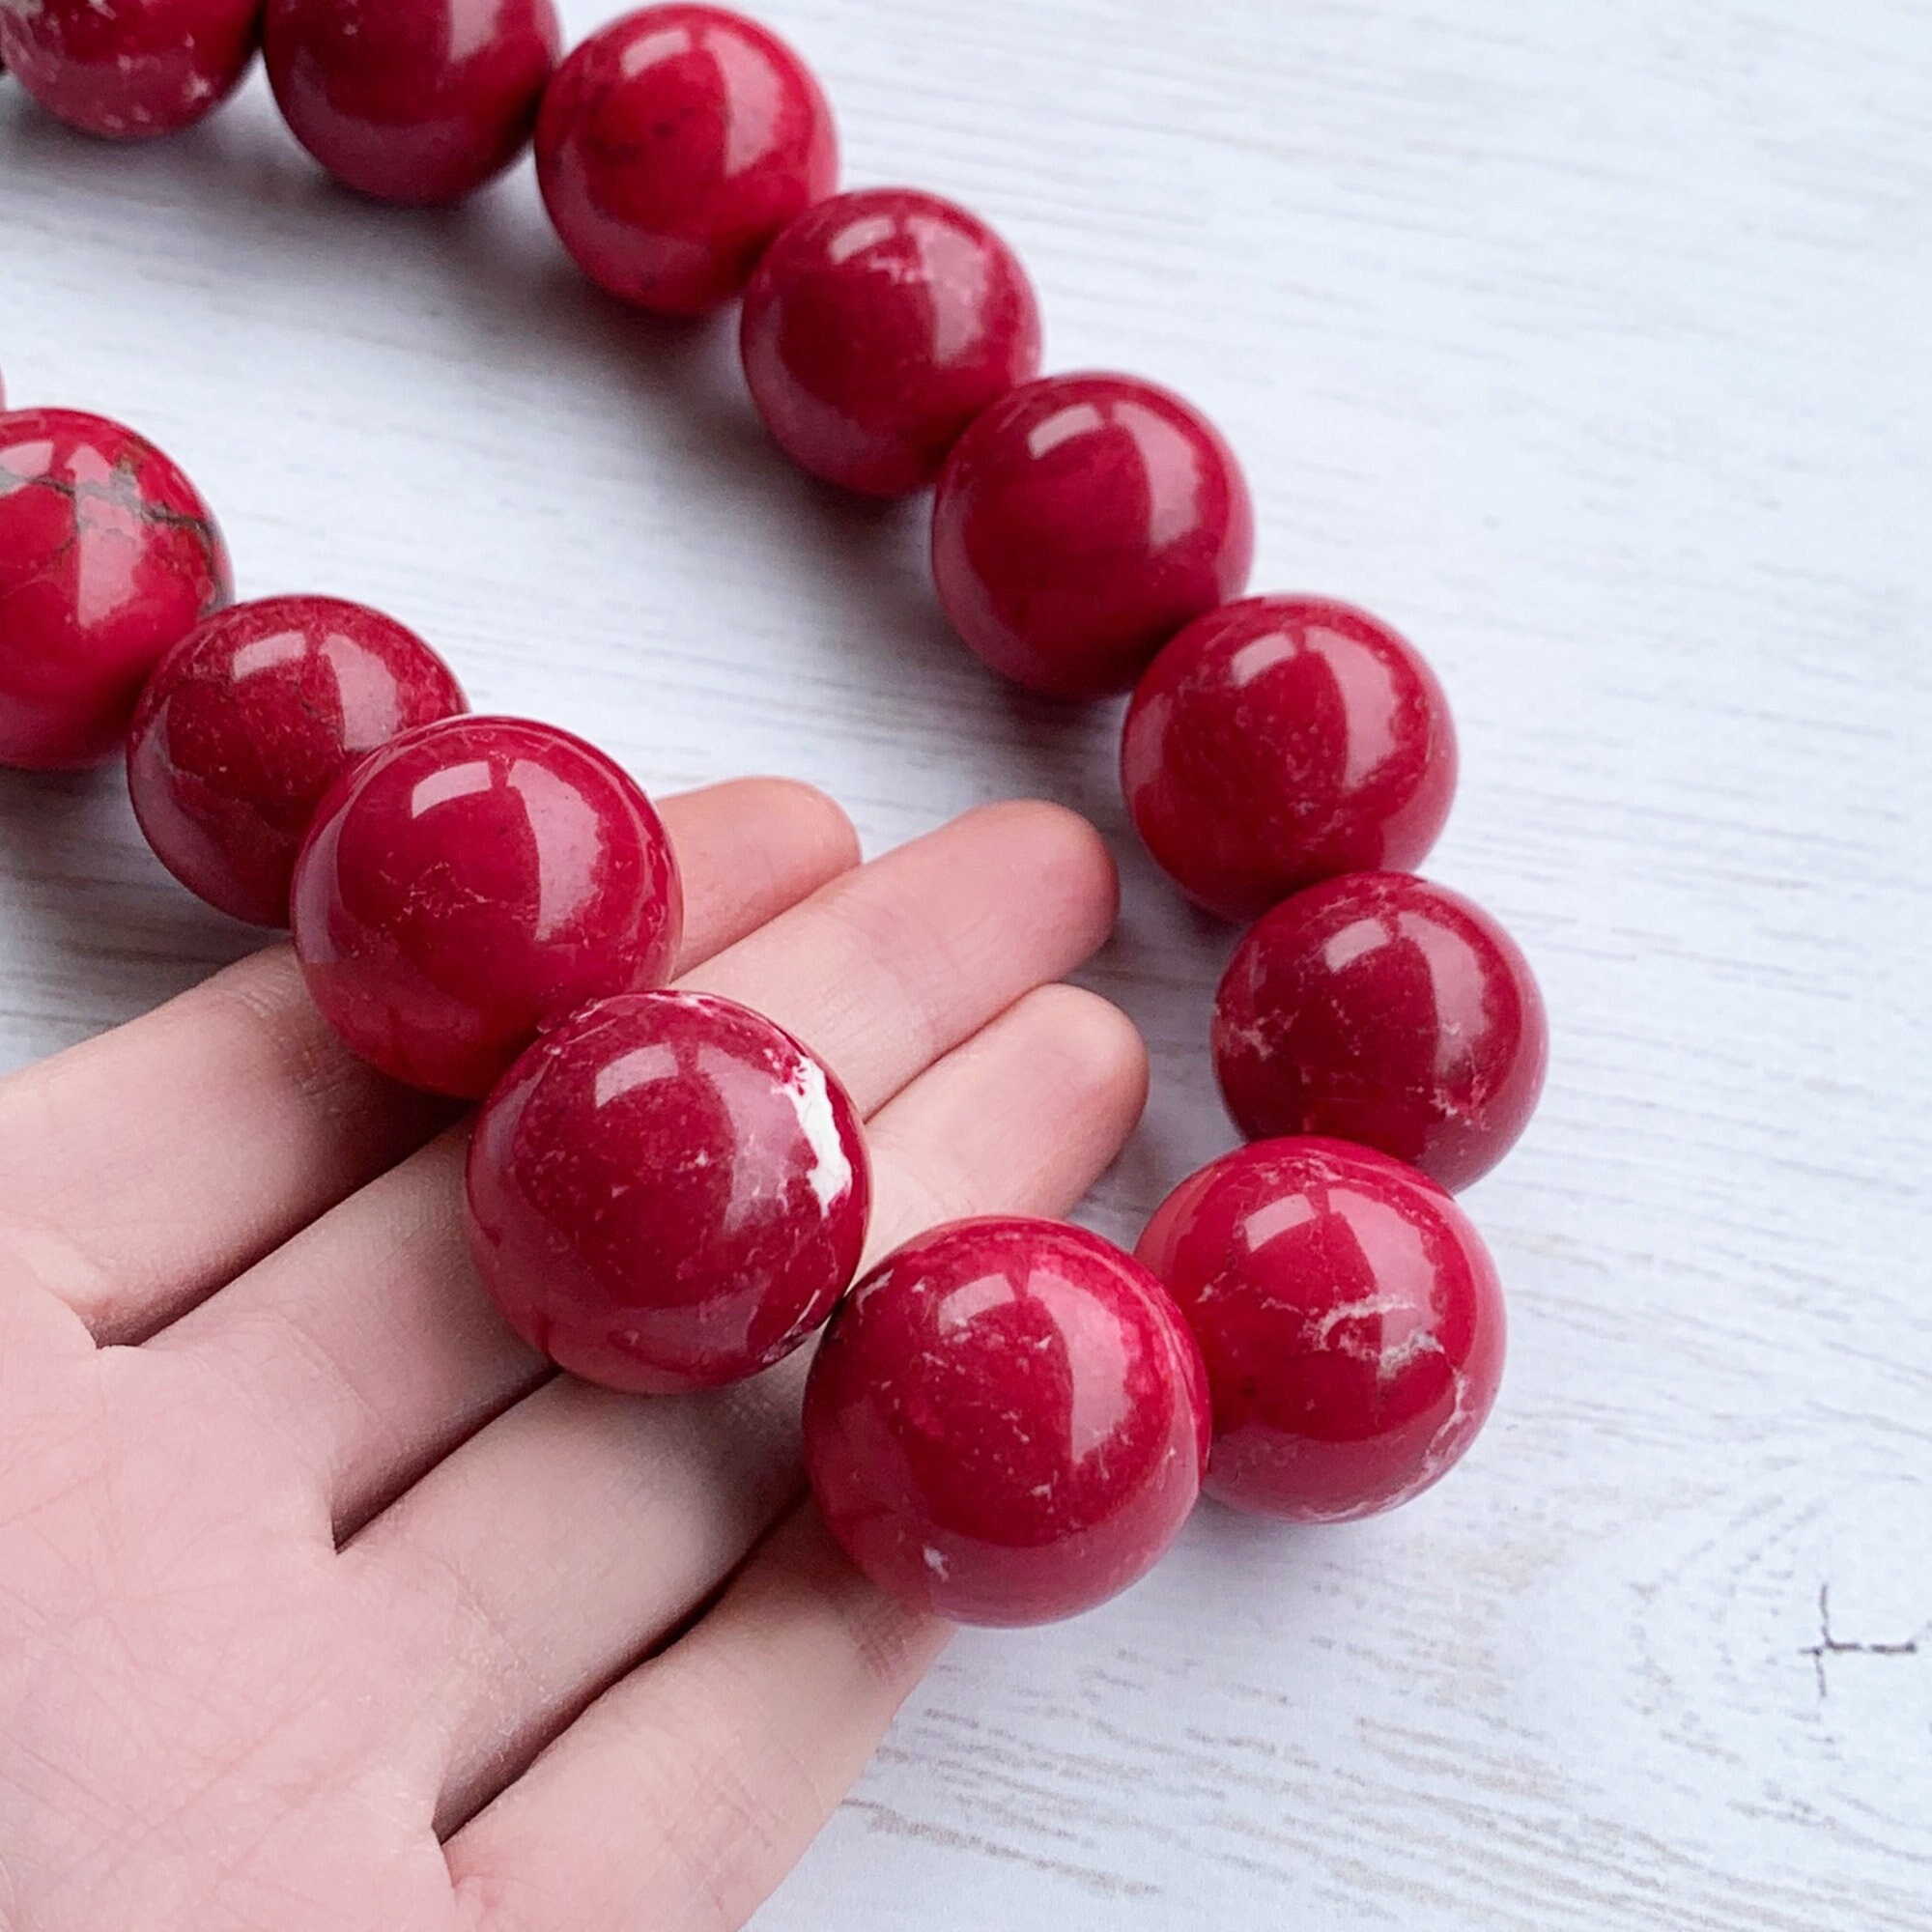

[154,801,1117,1536]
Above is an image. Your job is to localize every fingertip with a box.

[672,776,861,877]
[963,798,1120,945]
[753,777,865,879]
[664,777,863,970]
[1009,982,1150,1127]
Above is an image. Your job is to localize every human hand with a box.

[0,781,1145,1932]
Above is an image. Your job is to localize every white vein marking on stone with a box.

[1310,1292,1446,1384]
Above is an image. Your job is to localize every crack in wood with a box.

[1800,1583,1924,1700]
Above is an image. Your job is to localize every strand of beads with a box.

[0,0,1548,1631]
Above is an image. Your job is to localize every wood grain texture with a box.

[2,0,1929,1925]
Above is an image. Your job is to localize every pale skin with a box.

[0,783,1149,1932]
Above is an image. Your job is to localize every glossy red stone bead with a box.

[264,0,561,206]
[468,989,869,1395]
[931,372,1255,699]
[536,4,838,317]
[804,1217,1210,1628]
[0,0,259,139]
[740,187,1042,497]
[128,596,467,927]
[0,408,231,772]
[1138,1137,1506,1522]
[1122,595,1458,923]
[1213,872,1548,1191]
[291,715,683,1097]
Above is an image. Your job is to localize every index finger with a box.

[0,778,860,1345]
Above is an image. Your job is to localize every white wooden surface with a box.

[3,1,1930,1925]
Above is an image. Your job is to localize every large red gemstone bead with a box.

[128,596,467,927]
[264,0,561,206]
[0,409,231,772]
[536,4,838,317]
[930,372,1255,699]
[804,1218,1209,1628]
[0,0,259,139]
[290,715,683,1097]
[1138,1138,1506,1522]
[1213,872,1548,1190]
[468,989,870,1394]
[740,187,1042,497]
[1122,595,1458,923]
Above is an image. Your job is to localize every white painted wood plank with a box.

[2,1,1928,1925]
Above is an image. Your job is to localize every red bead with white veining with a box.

[128,595,467,926]
[0,0,259,139]
[804,1217,1209,1628]
[468,989,870,1394]
[1137,1137,1506,1522]
[1122,595,1458,923]
[931,372,1255,699]
[291,714,683,1097]
[264,0,561,205]
[0,409,231,771]
[536,4,838,317]
[740,187,1042,497]
[1213,871,1548,1190]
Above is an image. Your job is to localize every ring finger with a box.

[374,978,1148,1833]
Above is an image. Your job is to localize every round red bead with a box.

[804,1217,1209,1628]
[1122,595,1458,923]
[468,989,870,1395]
[536,4,838,317]
[0,408,231,772]
[1138,1138,1506,1522]
[740,187,1042,497]
[0,0,259,139]
[290,714,683,1097]
[264,0,561,206]
[930,372,1255,699]
[128,595,467,927]
[1213,872,1548,1190]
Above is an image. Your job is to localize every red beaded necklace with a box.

[0,0,1545,1631]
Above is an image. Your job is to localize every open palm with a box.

[0,781,1144,1932]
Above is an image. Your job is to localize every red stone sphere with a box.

[536,4,838,317]
[468,989,870,1395]
[804,1217,1210,1628]
[1122,595,1458,923]
[264,0,562,206]
[740,187,1042,497]
[290,714,683,1097]
[1138,1137,1506,1522]
[0,0,260,139]
[931,372,1255,699]
[128,595,467,927]
[1213,872,1548,1191]
[0,408,232,772]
